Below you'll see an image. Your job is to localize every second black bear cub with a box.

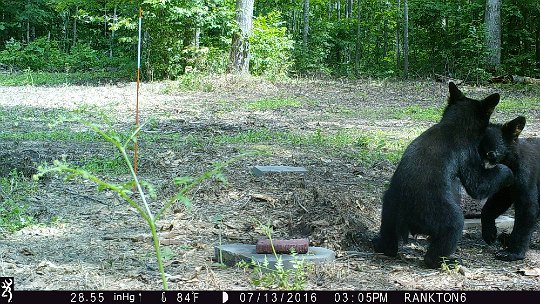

[373,83,513,268]
[480,116,540,261]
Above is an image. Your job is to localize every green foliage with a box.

[237,224,311,290]
[180,47,229,75]
[0,71,129,86]
[139,0,235,79]
[453,24,491,83]
[250,11,294,79]
[500,0,540,77]
[0,171,37,232]
[0,38,24,71]
[1,0,538,80]
[293,20,334,76]
[0,37,131,76]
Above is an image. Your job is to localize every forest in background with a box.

[0,0,539,83]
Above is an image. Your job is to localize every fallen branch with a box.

[490,75,540,85]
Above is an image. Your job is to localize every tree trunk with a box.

[383,18,388,59]
[73,5,78,47]
[63,10,69,52]
[403,0,409,79]
[228,0,254,74]
[346,0,353,19]
[194,28,201,49]
[303,0,309,50]
[25,0,30,42]
[328,1,332,19]
[292,10,297,36]
[396,0,401,70]
[26,19,30,43]
[337,0,341,21]
[110,5,117,58]
[355,0,361,73]
[485,0,501,69]
[536,15,540,69]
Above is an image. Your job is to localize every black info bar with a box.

[1,290,539,304]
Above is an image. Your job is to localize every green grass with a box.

[326,104,443,122]
[0,129,102,141]
[0,105,74,123]
[0,170,37,232]
[245,97,302,110]
[214,127,416,165]
[498,97,540,112]
[80,155,128,175]
[161,74,215,93]
[391,105,443,122]
[0,71,129,86]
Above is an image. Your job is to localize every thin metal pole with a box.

[134,6,142,175]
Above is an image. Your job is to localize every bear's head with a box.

[479,116,526,169]
[442,82,500,130]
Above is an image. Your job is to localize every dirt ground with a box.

[0,77,539,291]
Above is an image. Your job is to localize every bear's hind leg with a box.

[496,192,539,261]
[373,194,400,257]
[424,215,463,269]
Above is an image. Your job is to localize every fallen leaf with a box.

[250,193,276,204]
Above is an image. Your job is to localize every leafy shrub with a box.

[0,38,24,71]
[66,43,100,72]
[453,24,491,83]
[0,37,64,72]
[249,11,294,79]
[183,47,229,74]
[0,38,129,75]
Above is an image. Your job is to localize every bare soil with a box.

[0,77,539,291]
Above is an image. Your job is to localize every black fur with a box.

[480,116,540,261]
[373,83,513,268]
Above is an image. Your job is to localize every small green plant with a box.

[34,113,246,290]
[440,257,463,274]
[237,224,311,290]
[0,170,37,232]
[212,214,227,269]
[24,68,34,86]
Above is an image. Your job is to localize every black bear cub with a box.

[480,116,540,261]
[373,83,513,268]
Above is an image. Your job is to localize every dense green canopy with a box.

[0,0,538,81]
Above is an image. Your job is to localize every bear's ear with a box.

[502,116,526,141]
[481,93,500,117]
[448,82,464,103]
